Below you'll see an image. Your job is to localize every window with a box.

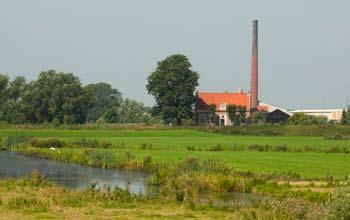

[199,115,207,124]
[219,103,227,111]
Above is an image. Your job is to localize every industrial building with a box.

[194,20,344,126]
[195,20,288,125]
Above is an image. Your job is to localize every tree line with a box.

[0,70,157,125]
[2,54,347,126]
[0,54,198,126]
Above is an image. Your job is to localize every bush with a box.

[187,146,196,151]
[74,138,113,148]
[30,138,64,148]
[274,145,288,152]
[140,143,147,149]
[207,144,224,151]
[248,144,270,152]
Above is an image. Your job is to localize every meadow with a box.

[2,127,350,219]
[2,128,350,179]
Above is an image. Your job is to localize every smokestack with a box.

[250,20,258,110]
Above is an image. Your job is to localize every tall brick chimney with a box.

[250,20,258,110]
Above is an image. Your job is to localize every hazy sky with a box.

[1,0,349,109]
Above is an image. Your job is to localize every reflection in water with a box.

[0,152,148,194]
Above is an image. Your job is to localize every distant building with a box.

[258,102,291,115]
[289,109,343,122]
[266,109,290,123]
[194,20,343,126]
[195,91,250,126]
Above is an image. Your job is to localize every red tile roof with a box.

[196,92,250,111]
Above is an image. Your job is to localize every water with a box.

[0,151,264,205]
[0,151,148,194]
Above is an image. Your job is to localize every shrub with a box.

[274,145,288,152]
[187,146,196,151]
[140,143,147,149]
[74,138,113,148]
[30,138,64,148]
[208,144,224,151]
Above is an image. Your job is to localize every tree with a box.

[21,70,92,124]
[0,74,9,105]
[103,99,155,124]
[309,115,328,125]
[238,106,247,124]
[251,111,268,124]
[84,82,122,122]
[288,113,310,125]
[341,109,348,125]
[227,105,237,125]
[0,76,27,123]
[146,54,199,125]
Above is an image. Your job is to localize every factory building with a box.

[194,20,343,126]
[195,20,280,125]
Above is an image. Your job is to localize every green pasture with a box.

[2,129,350,179]
[31,147,350,179]
[1,129,350,149]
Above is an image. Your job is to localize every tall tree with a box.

[84,82,122,122]
[146,54,199,125]
[341,109,348,125]
[21,70,92,124]
[0,76,27,123]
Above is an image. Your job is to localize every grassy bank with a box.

[14,147,350,179]
[0,173,349,219]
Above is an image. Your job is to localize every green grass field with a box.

[1,129,350,149]
[2,129,350,179]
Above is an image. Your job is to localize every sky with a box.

[0,0,349,109]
